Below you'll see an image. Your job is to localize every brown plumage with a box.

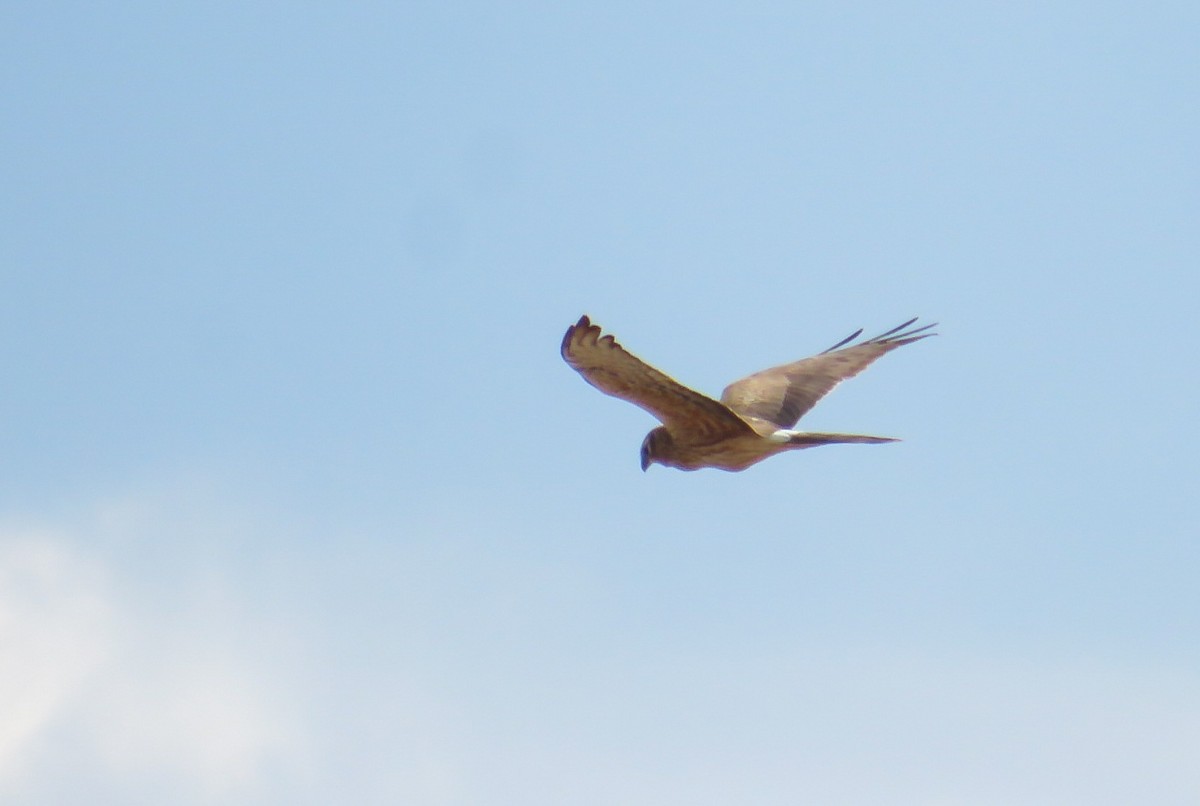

[561,315,935,471]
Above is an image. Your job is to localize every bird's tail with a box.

[781,431,899,448]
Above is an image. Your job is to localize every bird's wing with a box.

[720,318,936,430]
[562,316,754,441]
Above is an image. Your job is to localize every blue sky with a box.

[2,2,1198,803]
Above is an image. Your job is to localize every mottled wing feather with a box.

[720,319,936,429]
[562,316,754,440]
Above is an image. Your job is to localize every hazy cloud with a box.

[0,511,300,803]
[0,534,112,784]
[3,493,1198,805]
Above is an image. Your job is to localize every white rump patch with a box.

[767,430,796,444]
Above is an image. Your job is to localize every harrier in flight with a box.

[561,315,935,471]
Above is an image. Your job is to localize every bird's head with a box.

[640,427,672,471]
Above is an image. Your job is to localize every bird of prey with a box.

[561,315,935,471]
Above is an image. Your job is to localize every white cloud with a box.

[86,649,294,791]
[0,534,113,782]
[0,509,302,802]
[2,492,1198,805]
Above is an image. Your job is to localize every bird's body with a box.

[560,315,935,472]
[638,424,897,472]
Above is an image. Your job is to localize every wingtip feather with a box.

[562,314,611,360]
[822,328,864,354]
[562,314,591,358]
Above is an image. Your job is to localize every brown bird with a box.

[561,315,935,471]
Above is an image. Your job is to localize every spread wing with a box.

[562,316,754,441]
[720,318,936,430]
